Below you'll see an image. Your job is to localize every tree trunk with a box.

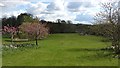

[11,34,14,44]
[36,39,38,45]
[35,36,38,46]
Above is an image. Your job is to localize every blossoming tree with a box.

[19,22,49,45]
[3,25,17,44]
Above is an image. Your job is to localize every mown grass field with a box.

[2,33,118,66]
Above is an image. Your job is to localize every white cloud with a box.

[1,0,119,24]
[0,3,5,7]
[47,0,65,11]
[27,2,48,15]
[0,0,30,18]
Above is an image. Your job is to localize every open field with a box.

[2,33,118,66]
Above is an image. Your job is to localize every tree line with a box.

[1,13,92,34]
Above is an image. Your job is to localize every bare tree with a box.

[94,2,120,54]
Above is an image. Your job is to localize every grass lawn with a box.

[2,33,118,66]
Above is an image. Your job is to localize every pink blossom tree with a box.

[3,25,17,44]
[19,22,49,45]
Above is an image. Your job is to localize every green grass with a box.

[2,33,118,66]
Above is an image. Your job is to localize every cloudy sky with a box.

[0,0,119,24]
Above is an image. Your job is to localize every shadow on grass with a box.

[67,48,102,52]
[4,40,28,42]
[67,48,114,58]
